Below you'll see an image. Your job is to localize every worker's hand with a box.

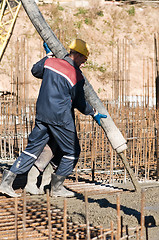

[43,42,51,54]
[93,111,107,126]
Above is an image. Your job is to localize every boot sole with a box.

[0,187,21,198]
[0,190,21,198]
[52,193,75,198]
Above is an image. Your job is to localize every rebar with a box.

[0,181,145,240]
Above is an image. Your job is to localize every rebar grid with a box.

[0,98,158,183]
[0,34,158,182]
[0,187,144,240]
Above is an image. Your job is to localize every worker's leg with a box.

[39,144,64,194]
[25,144,53,195]
[10,120,49,174]
[25,139,63,195]
[0,120,49,197]
[49,141,64,171]
[48,125,80,197]
[34,144,54,171]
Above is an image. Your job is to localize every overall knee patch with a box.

[55,155,79,176]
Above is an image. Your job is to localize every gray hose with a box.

[20,0,127,153]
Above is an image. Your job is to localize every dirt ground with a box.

[35,180,157,240]
[3,171,159,239]
[47,180,159,240]
[12,173,158,239]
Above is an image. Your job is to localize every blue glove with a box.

[43,42,51,54]
[93,112,107,126]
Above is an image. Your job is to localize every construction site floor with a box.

[0,172,159,239]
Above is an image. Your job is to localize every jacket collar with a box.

[63,55,81,72]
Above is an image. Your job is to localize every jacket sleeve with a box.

[71,79,94,116]
[31,56,48,79]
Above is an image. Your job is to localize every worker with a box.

[0,39,107,198]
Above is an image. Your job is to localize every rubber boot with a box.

[25,144,53,195]
[51,173,74,197]
[0,169,20,197]
[25,166,41,195]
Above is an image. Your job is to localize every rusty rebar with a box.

[140,189,145,240]
[15,197,18,240]
[63,198,67,240]
[116,194,121,240]
[85,191,90,240]
[46,189,52,239]
[110,221,114,240]
[23,189,26,240]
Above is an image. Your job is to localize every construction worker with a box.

[0,39,107,198]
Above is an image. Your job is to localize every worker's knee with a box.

[55,155,79,176]
[35,144,53,171]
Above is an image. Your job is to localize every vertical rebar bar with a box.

[23,189,26,240]
[112,36,114,100]
[46,189,52,239]
[116,193,121,240]
[26,37,29,99]
[15,197,18,240]
[63,198,67,240]
[154,33,159,179]
[85,191,90,240]
[23,38,26,101]
[140,189,145,240]
[110,145,113,183]
[147,58,150,107]
[122,38,125,102]
[110,221,114,240]
[136,225,139,240]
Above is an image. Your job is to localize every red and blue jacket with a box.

[31,56,94,130]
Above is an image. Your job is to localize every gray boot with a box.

[25,166,41,195]
[0,169,20,197]
[51,173,74,197]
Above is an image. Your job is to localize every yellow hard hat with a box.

[69,39,90,58]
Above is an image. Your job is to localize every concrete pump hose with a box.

[83,75,127,153]
[20,0,127,153]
